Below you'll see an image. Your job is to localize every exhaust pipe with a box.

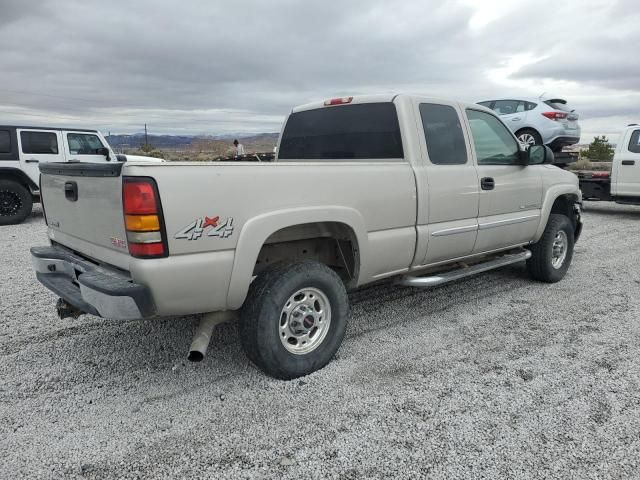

[187,311,235,362]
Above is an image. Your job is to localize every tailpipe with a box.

[187,311,235,362]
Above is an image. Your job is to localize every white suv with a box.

[477,98,581,152]
[0,126,161,225]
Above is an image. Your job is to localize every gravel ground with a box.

[1,203,640,479]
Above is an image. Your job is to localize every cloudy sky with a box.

[0,0,638,142]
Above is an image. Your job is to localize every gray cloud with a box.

[0,0,637,140]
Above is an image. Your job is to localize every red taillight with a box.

[122,178,167,258]
[591,172,610,179]
[324,96,353,106]
[123,181,158,214]
[542,111,568,121]
[128,242,165,257]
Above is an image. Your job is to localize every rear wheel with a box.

[0,179,32,226]
[239,260,349,379]
[527,214,574,283]
[516,129,542,150]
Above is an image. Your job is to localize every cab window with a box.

[67,133,105,155]
[628,130,640,154]
[20,131,59,154]
[0,130,10,154]
[419,103,467,165]
[466,109,520,165]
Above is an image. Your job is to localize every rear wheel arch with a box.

[226,208,368,310]
[515,128,543,148]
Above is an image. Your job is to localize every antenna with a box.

[538,91,546,99]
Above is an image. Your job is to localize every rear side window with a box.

[20,131,59,154]
[419,103,467,165]
[492,100,525,115]
[67,133,104,154]
[0,130,10,154]
[466,109,520,165]
[525,101,537,111]
[477,101,493,108]
[278,103,403,160]
[629,130,640,154]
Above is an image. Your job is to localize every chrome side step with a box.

[397,250,532,288]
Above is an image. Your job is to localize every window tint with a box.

[419,103,467,165]
[525,102,537,111]
[629,130,640,154]
[466,109,520,165]
[492,100,524,115]
[67,133,105,155]
[20,131,59,154]
[278,103,403,160]
[477,101,493,108]
[0,130,10,154]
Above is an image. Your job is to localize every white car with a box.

[477,98,581,152]
[0,125,163,225]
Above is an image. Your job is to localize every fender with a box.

[533,183,581,242]
[0,166,39,191]
[226,206,369,310]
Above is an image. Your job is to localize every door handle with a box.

[64,181,78,201]
[25,158,40,163]
[481,177,495,190]
[621,160,635,166]
[511,117,521,121]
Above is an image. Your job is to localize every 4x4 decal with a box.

[175,216,234,240]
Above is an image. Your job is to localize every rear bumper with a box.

[547,136,580,151]
[31,245,155,320]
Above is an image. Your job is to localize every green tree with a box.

[584,135,614,161]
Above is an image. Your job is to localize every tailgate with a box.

[40,162,130,267]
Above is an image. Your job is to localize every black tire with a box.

[239,260,349,380]
[516,128,543,149]
[0,179,33,226]
[527,213,574,283]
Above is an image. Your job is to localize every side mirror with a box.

[97,147,111,160]
[526,145,554,165]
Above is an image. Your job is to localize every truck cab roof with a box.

[291,94,495,114]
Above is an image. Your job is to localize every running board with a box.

[397,250,532,288]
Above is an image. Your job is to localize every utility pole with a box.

[144,123,148,147]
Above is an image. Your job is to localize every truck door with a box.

[63,131,111,163]
[612,128,640,197]
[464,108,542,253]
[16,129,65,185]
[412,101,479,266]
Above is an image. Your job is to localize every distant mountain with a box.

[105,132,279,151]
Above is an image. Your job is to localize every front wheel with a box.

[239,261,349,379]
[527,214,575,283]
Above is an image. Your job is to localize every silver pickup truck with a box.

[31,94,582,379]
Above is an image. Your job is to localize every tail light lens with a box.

[542,111,568,121]
[324,96,353,106]
[122,177,168,258]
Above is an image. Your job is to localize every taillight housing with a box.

[122,177,168,258]
[324,96,353,106]
[542,111,568,121]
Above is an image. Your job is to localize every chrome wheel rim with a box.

[518,133,537,149]
[279,287,331,355]
[0,190,21,217]
[551,230,568,269]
